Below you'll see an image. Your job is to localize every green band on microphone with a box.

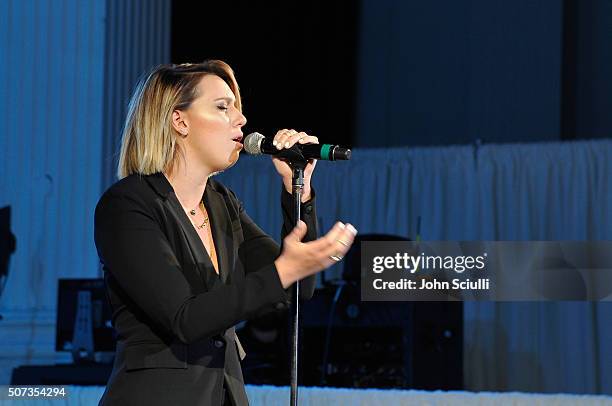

[320,144,332,160]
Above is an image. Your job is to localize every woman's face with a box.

[177,74,247,173]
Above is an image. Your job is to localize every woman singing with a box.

[94,60,357,405]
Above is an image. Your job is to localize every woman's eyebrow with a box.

[213,96,235,103]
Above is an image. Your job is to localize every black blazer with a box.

[94,172,317,405]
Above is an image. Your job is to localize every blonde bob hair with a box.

[117,60,242,179]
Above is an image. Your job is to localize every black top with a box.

[94,172,317,405]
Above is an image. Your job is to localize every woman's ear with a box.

[172,110,189,137]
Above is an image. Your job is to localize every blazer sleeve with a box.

[95,191,292,345]
[280,187,318,300]
[231,186,318,302]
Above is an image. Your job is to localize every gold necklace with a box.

[196,217,209,229]
[189,201,209,229]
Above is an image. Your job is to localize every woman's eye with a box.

[217,105,228,111]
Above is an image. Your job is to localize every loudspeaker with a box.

[300,286,463,390]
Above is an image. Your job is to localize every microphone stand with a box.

[286,155,308,406]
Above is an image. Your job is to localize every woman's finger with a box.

[335,224,357,253]
[283,131,308,148]
[272,129,290,149]
[274,129,297,149]
[298,135,319,144]
[329,224,357,258]
[307,222,347,254]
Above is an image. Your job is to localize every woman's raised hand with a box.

[274,221,358,289]
[270,129,318,201]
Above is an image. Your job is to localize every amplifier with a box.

[299,285,463,390]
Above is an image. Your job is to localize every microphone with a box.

[243,132,351,161]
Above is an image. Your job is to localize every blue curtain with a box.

[218,138,612,394]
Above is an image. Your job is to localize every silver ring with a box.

[337,239,350,247]
[329,254,343,262]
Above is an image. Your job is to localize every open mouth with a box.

[232,135,243,144]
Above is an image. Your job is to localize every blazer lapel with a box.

[164,194,215,290]
[144,173,234,287]
[204,185,234,285]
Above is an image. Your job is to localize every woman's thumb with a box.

[289,220,307,241]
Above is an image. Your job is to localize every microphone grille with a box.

[243,132,265,155]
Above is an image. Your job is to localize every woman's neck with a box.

[163,165,210,212]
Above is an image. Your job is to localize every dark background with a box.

[172,0,612,149]
[172,0,359,148]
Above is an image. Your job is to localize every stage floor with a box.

[2,385,610,405]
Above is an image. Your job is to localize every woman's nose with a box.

[234,110,247,128]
